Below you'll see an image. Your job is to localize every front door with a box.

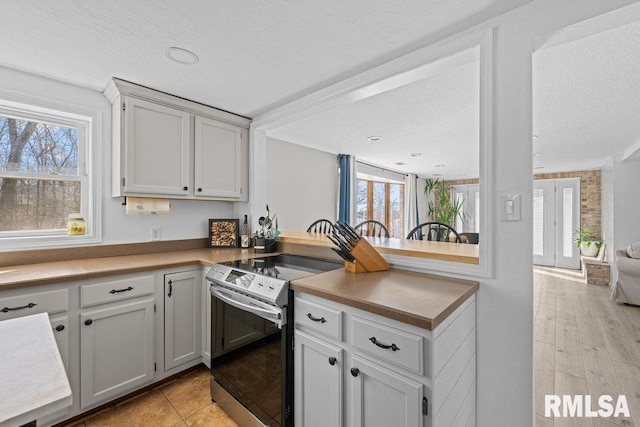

[533,178,581,269]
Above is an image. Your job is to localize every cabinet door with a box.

[194,116,243,199]
[123,96,191,196]
[202,269,212,368]
[351,355,424,427]
[165,271,201,371]
[80,299,154,408]
[294,330,343,427]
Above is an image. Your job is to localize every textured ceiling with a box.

[0,0,530,117]
[272,17,640,179]
[269,56,479,179]
[533,19,640,173]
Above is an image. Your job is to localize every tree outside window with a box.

[356,178,404,238]
[0,114,81,233]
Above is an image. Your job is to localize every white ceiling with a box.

[269,53,480,179]
[533,19,640,173]
[272,14,640,180]
[0,0,530,118]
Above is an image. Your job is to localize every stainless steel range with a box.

[206,254,340,427]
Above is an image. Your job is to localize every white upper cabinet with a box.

[124,97,191,196]
[105,78,250,201]
[194,116,244,199]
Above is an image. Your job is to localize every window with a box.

[0,98,98,248]
[356,178,405,238]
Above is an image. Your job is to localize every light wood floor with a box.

[59,366,238,427]
[534,267,640,426]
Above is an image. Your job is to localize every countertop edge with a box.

[290,278,478,331]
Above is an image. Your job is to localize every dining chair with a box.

[306,219,335,233]
[354,220,390,238]
[460,232,479,244]
[406,222,462,243]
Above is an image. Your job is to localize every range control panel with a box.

[206,265,287,307]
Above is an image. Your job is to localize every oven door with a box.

[209,284,292,427]
[210,284,285,328]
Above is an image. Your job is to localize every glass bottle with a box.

[241,215,250,248]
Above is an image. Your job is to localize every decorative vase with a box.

[580,241,599,257]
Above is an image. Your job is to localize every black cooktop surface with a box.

[218,254,341,282]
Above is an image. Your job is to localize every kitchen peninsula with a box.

[0,239,477,426]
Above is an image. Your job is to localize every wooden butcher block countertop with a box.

[291,267,478,330]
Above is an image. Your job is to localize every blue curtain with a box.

[338,154,351,223]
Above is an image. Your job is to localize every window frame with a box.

[356,177,405,238]
[0,94,101,249]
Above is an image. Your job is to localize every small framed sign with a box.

[209,219,239,248]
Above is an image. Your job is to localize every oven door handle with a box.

[211,286,282,322]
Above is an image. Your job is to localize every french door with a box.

[533,178,581,269]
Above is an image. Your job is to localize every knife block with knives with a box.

[328,222,390,273]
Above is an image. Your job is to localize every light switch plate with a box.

[501,194,521,221]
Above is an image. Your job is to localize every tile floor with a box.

[59,366,238,427]
[534,267,640,426]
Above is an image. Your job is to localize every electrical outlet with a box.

[151,227,161,241]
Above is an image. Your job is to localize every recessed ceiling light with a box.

[533,152,543,157]
[165,47,199,65]
[432,173,442,177]
[533,135,538,139]
[534,166,545,170]
[394,162,406,166]
[435,164,446,168]
[410,153,422,157]
[367,136,382,142]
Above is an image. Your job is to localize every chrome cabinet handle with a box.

[369,337,400,351]
[109,286,133,294]
[1,302,37,313]
[307,313,326,323]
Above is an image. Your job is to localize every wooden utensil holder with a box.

[346,238,390,273]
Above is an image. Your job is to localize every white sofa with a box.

[611,249,640,305]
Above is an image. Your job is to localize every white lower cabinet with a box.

[202,268,212,367]
[350,355,424,427]
[294,330,343,427]
[164,270,201,371]
[80,298,155,408]
[294,292,477,427]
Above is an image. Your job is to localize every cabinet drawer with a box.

[294,296,343,341]
[352,316,423,374]
[0,289,68,321]
[81,275,154,307]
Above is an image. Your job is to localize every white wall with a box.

[601,158,615,278]
[266,137,337,231]
[613,156,640,252]
[0,66,235,248]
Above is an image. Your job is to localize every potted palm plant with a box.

[572,227,601,257]
[425,179,468,228]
